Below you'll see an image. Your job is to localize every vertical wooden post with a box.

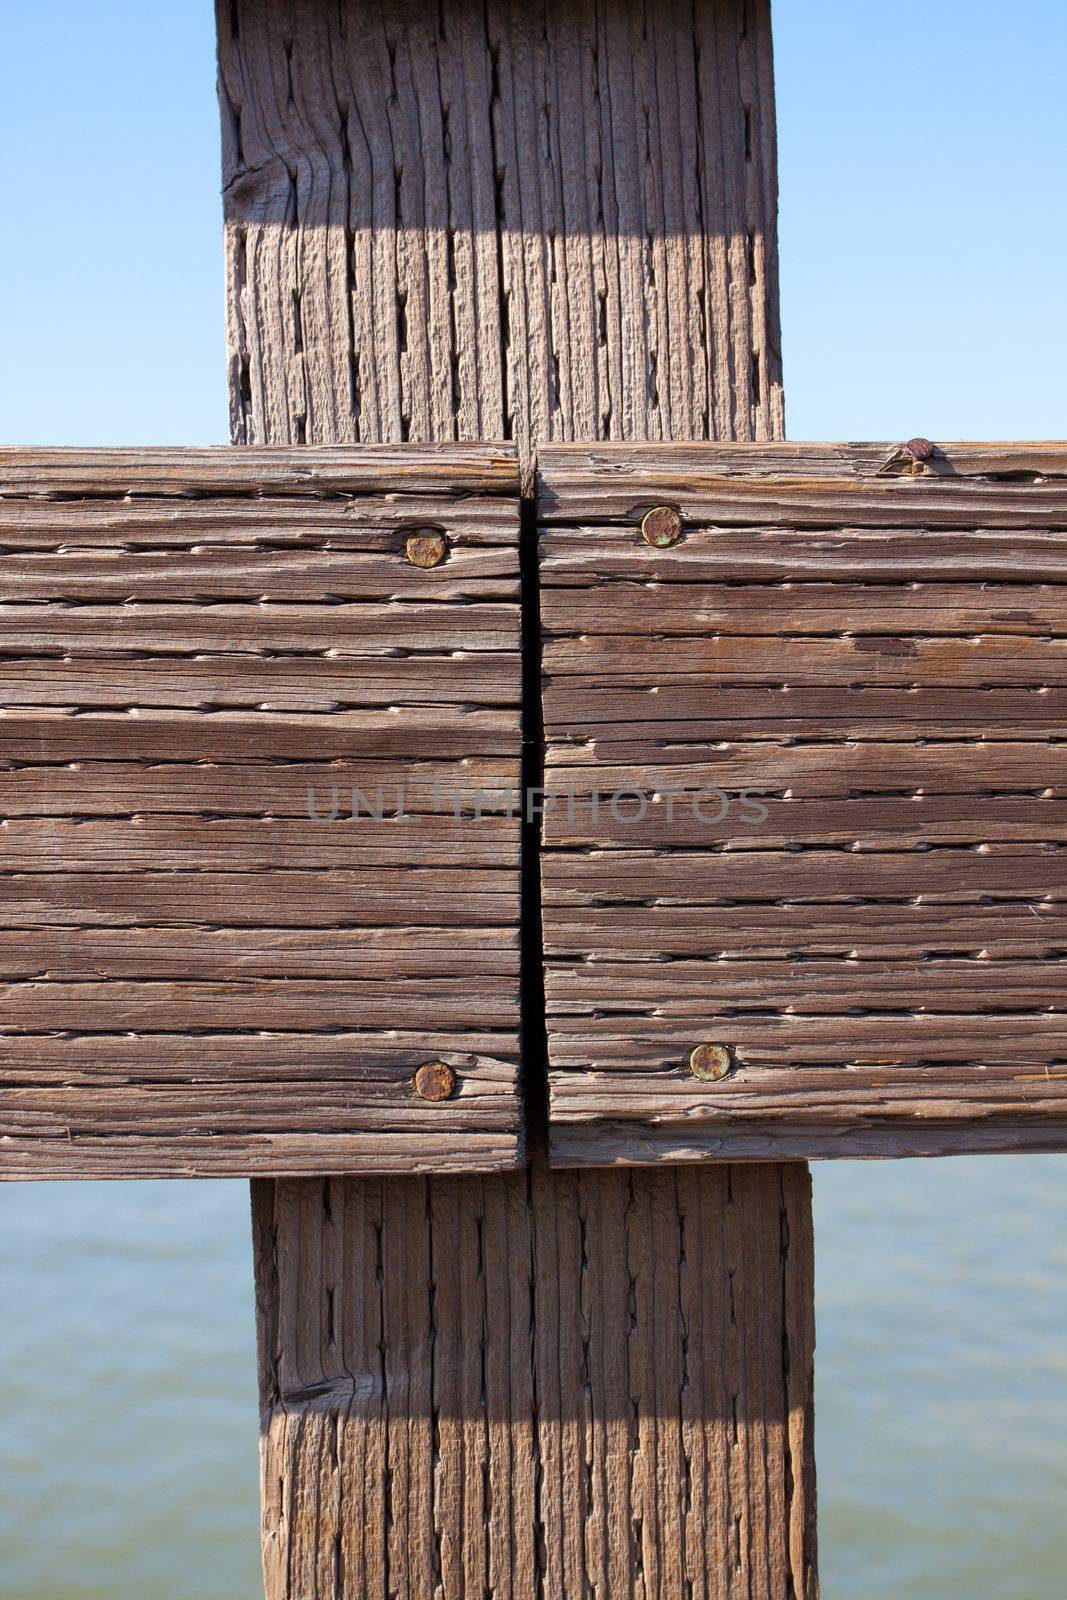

[217,2,816,1595]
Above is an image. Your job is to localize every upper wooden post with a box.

[216,2,815,1596]
[219,0,783,477]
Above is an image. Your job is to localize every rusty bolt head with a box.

[404,530,448,568]
[640,505,683,548]
[905,437,936,462]
[689,1043,732,1083]
[413,1061,457,1101]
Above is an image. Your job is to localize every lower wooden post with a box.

[218,1,816,1593]
[254,1161,815,1598]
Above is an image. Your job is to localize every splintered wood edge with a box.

[548,1119,1067,1166]
[536,440,1067,485]
[0,444,521,499]
[12,442,1065,508]
[2,1132,524,1181]
[535,441,1067,521]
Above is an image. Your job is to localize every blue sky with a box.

[2,0,1064,447]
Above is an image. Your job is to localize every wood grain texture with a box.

[0,445,518,498]
[536,440,1067,524]
[218,0,783,482]
[0,449,523,1179]
[540,442,1067,1162]
[218,3,815,1596]
[253,1159,815,1600]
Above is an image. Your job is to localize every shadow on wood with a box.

[218,0,783,482]
[254,1157,815,1597]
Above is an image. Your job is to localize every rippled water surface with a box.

[2,1159,1066,1598]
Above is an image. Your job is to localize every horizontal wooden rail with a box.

[538,441,1067,1163]
[0,445,522,1178]
[2,441,1066,1175]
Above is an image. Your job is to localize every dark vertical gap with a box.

[779,1170,802,1600]
[253,1188,282,1412]
[436,51,461,440]
[526,1167,547,1599]
[473,1195,492,1600]
[625,1170,642,1582]
[577,1189,595,1593]
[284,38,295,109]
[427,1182,443,1598]
[519,488,548,1157]
[349,343,362,441]
[689,6,712,439]
[374,1210,393,1600]
[484,5,513,443]
[232,220,252,444]
[332,81,360,441]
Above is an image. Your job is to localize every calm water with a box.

[2,1159,1066,1599]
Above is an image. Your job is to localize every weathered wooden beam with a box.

[217,1,816,1596]
[0,447,522,1179]
[539,441,1067,1164]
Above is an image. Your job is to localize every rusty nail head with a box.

[640,505,683,548]
[689,1043,732,1083]
[405,530,448,568]
[905,437,936,462]
[414,1061,457,1101]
